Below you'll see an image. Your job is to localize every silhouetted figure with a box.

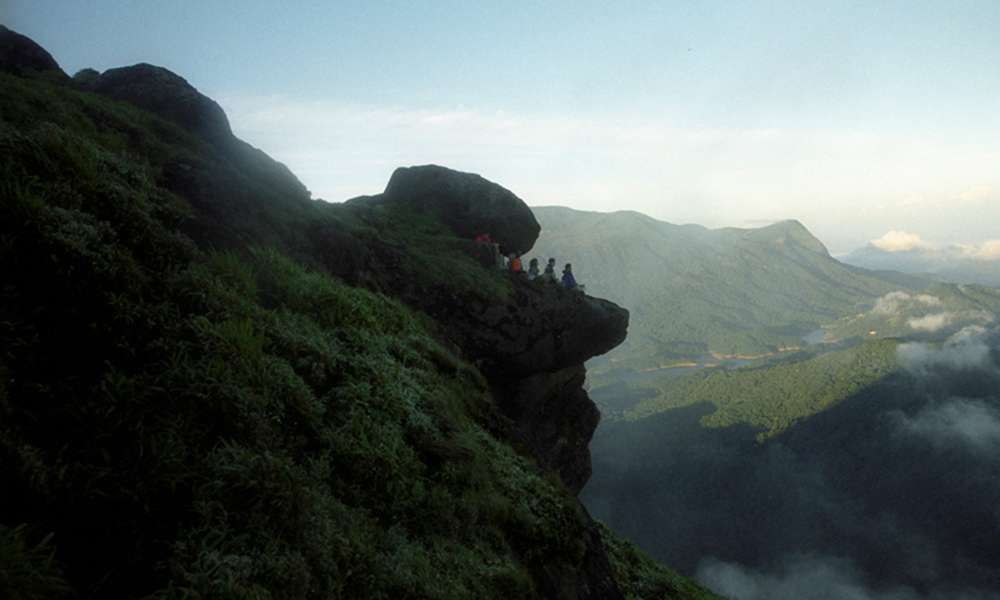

[509,253,523,273]
[474,233,502,268]
[543,258,557,282]
[561,263,577,289]
[527,258,540,279]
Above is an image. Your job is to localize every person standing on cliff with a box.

[561,263,578,289]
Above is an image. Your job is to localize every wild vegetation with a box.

[621,339,900,438]
[584,331,1000,596]
[0,46,717,599]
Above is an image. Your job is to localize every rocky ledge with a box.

[348,164,629,494]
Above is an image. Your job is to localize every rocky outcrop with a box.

[89,63,233,143]
[456,279,628,379]
[498,364,599,493]
[383,165,541,256]
[88,62,310,212]
[348,166,629,493]
[433,279,628,492]
[0,24,67,79]
[346,167,629,598]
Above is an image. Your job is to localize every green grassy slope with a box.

[0,65,717,598]
[598,524,724,600]
[529,207,905,367]
[622,339,901,438]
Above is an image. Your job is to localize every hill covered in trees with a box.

[529,206,907,370]
[0,25,720,600]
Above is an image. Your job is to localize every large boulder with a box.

[0,25,67,79]
[383,165,541,256]
[89,63,233,143]
[91,63,310,203]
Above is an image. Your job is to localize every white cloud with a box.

[897,326,995,373]
[907,312,956,332]
[870,231,931,253]
[872,291,914,315]
[957,240,1000,261]
[914,294,942,307]
[954,185,995,205]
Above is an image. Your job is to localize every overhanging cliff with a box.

[0,25,721,600]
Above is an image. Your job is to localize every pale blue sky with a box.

[6,1,1000,252]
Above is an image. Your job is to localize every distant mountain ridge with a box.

[842,242,1000,287]
[529,206,903,369]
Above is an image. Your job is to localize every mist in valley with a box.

[583,324,1000,599]
[7,3,1000,599]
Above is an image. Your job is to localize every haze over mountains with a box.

[843,231,1000,287]
[0,25,724,599]
[530,207,910,368]
[529,207,1000,599]
[5,14,1000,600]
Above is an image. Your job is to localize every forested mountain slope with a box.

[529,206,907,367]
[0,25,720,600]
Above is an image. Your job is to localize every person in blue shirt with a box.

[561,263,577,289]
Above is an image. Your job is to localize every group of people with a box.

[475,232,580,290]
[514,256,577,289]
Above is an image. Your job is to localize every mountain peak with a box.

[0,24,67,80]
[89,62,233,143]
[747,219,829,255]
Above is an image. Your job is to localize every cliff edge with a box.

[345,165,629,493]
[0,26,721,600]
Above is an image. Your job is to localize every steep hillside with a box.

[0,26,720,600]
[529,207,905,370]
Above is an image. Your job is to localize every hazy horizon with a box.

[6,1,1000,253]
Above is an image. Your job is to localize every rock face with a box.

[384,165,542,256]
[351,166,629,493]
[461,281,628,379]
[0,24,67,79]
[438,279,628,492]
[90,63,233,143]
[348,167,629,598]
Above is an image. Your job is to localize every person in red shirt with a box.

[509,253,523,273]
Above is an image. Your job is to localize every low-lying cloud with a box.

[897,325,995,372]
[697,556,1000,600]
[907,312,956,332]
[957,240,1000,261]
[871,231,931,253]
[894,398,1000,453]
[586,324,1000,598]
[907,310,994,332]
[873,291,941,316]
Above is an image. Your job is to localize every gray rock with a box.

[384,164,541,256]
